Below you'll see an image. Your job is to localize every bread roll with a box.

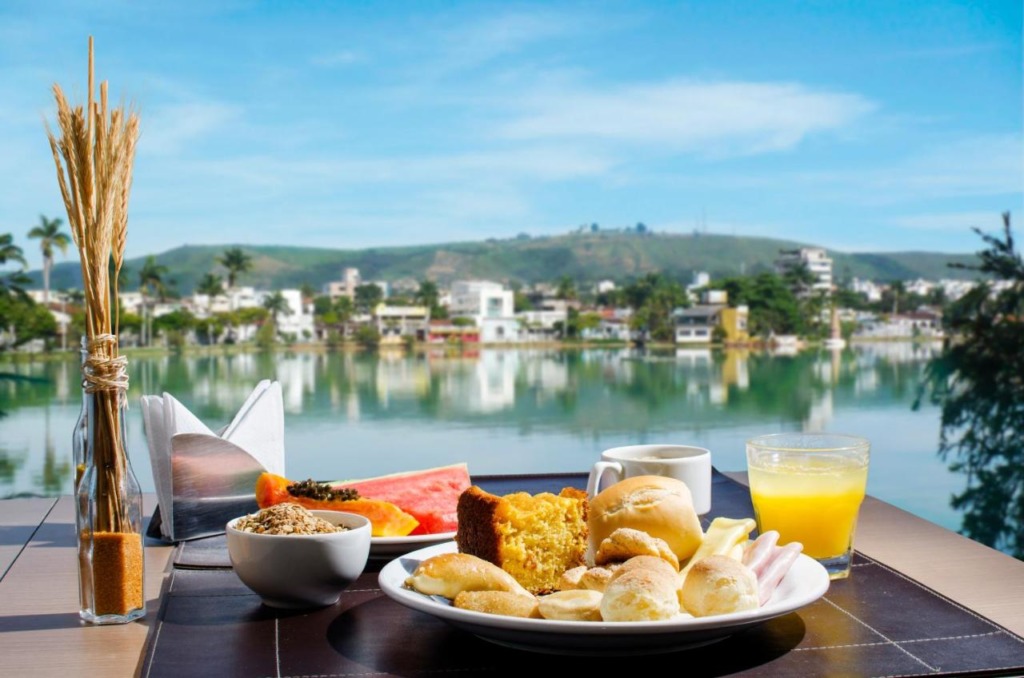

[557,565,588,590]
[680,555,759,617]
[600,567,680,622]
[589,476,703,563]
[578,565,617,592]
[454,590,541,618]
[537,590,604,621]
[404,552,532,599]
[595,527,680,570]
[607,555,679,584]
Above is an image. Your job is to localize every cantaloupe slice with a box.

[254,472,419,537]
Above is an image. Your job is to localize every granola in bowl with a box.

[235,503,347,535]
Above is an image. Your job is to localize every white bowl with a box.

[226,509,371,609]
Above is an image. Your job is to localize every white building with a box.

[775,247,833,296]
[905,278,935,297]
[686,271,711,301]
[324,267,361,301]
[850,278,883,303]
[271,289,315,340]
[374,304,430,343]
[449,280,519,343]
[854,310,944,339]
[516,298,568,342]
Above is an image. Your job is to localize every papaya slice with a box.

[254,472,419,537]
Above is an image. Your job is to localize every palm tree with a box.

[262,291,292,328]
[27,215,71,303]
[0,233,28,298]
[197,272,225,298]
[556,275,578,301]
[218,247,253,289]
[138,256,170,346]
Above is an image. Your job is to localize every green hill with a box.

[38,231,983,295]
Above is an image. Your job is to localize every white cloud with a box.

[496,80,876,156]
[439,10,589,70]
[139,101,241,155]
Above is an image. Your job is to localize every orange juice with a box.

[748,458,867,559]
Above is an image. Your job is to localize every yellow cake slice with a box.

[455,485,589,595]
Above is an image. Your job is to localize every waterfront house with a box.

[673,290,750,345]
[449,280,519,343]
[854,309,944,339]
[516,298,569,342]
[775,247,834,297]
[374,304,430,343]
[580,307,634,342]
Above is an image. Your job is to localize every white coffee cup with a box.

[586,444,712,514]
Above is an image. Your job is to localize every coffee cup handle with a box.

[587,461,624,497]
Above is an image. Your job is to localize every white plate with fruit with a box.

[379,541,830,656]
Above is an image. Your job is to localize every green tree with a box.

[883,280,907,315]
[0,294,58,347]
[153,308,196,351]
[218,247,253,288]
[27,215,71,303]
[354,324,380,349]
[196,273,225,298]
[354,283,383,314]
[415,280,441,315]
[262,291,292,328]
[577,311,602,337]
[138,256,171,301]
[334,295,355,334]
[623,273,688,342]
[556,275,578,301]
[138,256,171,346]
[916,212,1024,559]
[713,272,802,337]
[0,233,29,299]
[255,319,277,350]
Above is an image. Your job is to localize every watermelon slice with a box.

[330,463,471,535]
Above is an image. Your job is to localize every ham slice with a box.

[741,531,804,605]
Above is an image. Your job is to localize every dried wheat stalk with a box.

[45,37,139,533]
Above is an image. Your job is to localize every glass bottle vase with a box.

[73,337,88,492]
[73,337,89,612]
[77,384,145,624]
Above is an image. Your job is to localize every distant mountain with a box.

[36,231,983,295]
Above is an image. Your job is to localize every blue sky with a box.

[1,1,1021,270]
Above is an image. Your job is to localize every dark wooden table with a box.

[2,471,1024,677]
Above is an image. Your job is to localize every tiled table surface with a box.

[2,472,1024,677]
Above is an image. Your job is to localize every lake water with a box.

[0,342,976,547]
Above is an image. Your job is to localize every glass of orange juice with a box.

[746,433,870,580]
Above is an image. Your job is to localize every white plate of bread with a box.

[379,541,829,655]
[379,476,830,655]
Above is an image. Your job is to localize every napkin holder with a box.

[143,381,286,542]
[147,435,266,542]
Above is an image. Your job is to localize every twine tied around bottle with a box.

[83,333,129,402]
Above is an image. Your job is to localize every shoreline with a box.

[0,335,946,364]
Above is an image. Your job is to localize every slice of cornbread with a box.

[455,485,589,595]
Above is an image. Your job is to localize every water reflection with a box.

[2,342,1009,558]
